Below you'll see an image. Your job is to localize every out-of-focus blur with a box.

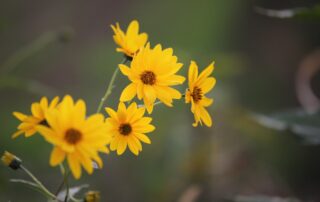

[0,0,320,201]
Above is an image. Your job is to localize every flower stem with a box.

[63,168,70,202]
[20,165,56,200]
[96,57,128,113]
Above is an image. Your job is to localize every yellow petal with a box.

[134,124,155,133]
[49,96,60,108]
[50,147,66,166]
[196,62,214,84]
[12,130,24,139]
[128,138,139,155]
[198,77,216,94]
[77,150,93,174]
[67,154,82,179]
[31,103,43,118]
[13,112,27,121]
[199,107,212,127]
[36,125,62,146]
[110,135,121,151]
[120,83,137,102]
[105,108,118,121]
[40,97,48,110]
[200,97,213,107]
[188,61,198,88]
[117,138,127,155]
[126,20,139,37]
[119,64,131,76]
[134,133,151,144]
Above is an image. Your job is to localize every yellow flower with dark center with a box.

[105,102,155,155]
[36,95,112,179]
[185,61,216,127]
[111,20,148,59]
[1,151,21,170]
[12,96,59,138]
[119,43,185,113]
[84,191,100,202]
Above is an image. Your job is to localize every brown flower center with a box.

[119,123,132,136]
[191,87,202,103]
[140,71,156,85]
[64,128,82,145]
[39,119,49,127]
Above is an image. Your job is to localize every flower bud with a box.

[84,191,100,202]
[1,151,21,170]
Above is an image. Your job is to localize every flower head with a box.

[36,95,112,179]
[1,151,21,170]
[119,43,185,113]
[111,20,148,59]
[185,61,216,127]
[12,96,59,138]
[105,102,155,155]
[84,191,100,202]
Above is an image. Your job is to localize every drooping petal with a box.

[120,83,137,102]
[50,147,66,166]
[67,154,82,179]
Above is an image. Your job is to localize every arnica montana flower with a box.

[12,96,59,138]
[119,43,185,113]
[36,95,112,179]
[1,151,21,170]
[105,102,155,155]
[111,20,148,59]
[185,61,216,127]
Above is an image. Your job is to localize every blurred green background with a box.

[1,0,320,201]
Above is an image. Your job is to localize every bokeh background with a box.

[1,0,320,201]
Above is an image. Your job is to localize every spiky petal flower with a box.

[185,61,216,127]
[119,43,185,113]
[111,20,148,59]
[105,102,155,155]
[12,96,59,138]
[37,95,112,179]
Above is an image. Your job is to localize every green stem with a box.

[63,169,70,202]
[20,165,56,200]
[96,57,128,113]
[138,94,186,108]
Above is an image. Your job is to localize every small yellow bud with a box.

[84,191,100,202]
[1,151,21,170]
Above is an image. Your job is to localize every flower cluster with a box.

[9,20,216,182]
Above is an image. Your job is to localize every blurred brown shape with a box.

[296,50,320,114]
[178,185,202,202]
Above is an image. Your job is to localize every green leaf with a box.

[252,109,320,144]
[254,4,320,21]
[56,184,89,201]
[10,179,53,199]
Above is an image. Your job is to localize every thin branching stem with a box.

[63,168,70,202]
[96,57,128,113]
[20,165,56,200]
[138,94,186,108]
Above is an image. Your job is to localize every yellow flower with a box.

[111,20,148,58]
[84,191,100,202]
[119,43,185,113]
[185,61,216,127]
[12,96,59,138]
[1,151,21,170]
[105,102,155,155]
[36,95,112,179]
